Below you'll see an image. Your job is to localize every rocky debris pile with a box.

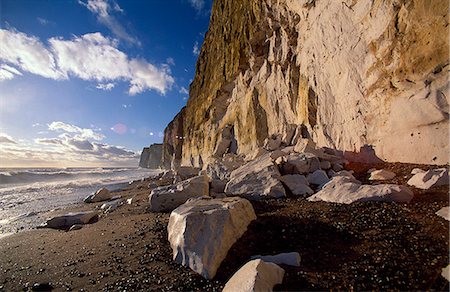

[143,137,436,284]
[40,211,98,230]
[149,175,209,212]
[407,168,449,190]
[224,153,286,200]
[168,197,256,279]
[308,173,414,204]
[222,259,285,292]
[84,188,112,203]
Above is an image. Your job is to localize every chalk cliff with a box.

[163,0,449,168]
[139,144,164,169]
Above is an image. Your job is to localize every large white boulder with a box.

[149,175,209,212]
[308,176,414,204]
[307,170,330,186]
[168,197,256,279]
[251,252,301,267]
[369,169,396,181]
[225,153,286,200]
[83,188,111,203]
[222,259,285,292]
[41,211,98,230]
[436,206,450,221]
[279,175,313,196]
[407,168,449,190]
[175,166,201,181]
[205,154,244,181]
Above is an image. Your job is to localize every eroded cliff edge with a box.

[164,0,449,168]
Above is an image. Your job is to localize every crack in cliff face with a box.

[159,0,449,167]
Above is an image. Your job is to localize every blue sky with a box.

[0,0,212,167]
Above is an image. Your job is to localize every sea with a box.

[0,167,160,236]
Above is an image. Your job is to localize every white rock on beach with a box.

[83,188,112,203]
[168,197,256,279]
[411,168,426,175]
[307,170,330,186]
[225,153,286,200]
[279,175,313,196]
[308,176,414,204]
[369,169,396,181]
[222,259,285,292]
[149,175,209,212]
[100,199,123,213]
[251,252,301,267]
[442,265,450,282]
[436,207,450,221]
[41,211,98,230]
[407,168,449,190]
[175,166,201,181]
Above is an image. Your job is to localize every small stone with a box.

[369,169,396,181]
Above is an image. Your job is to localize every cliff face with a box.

[139,144,164,169]
[166,0,449,167]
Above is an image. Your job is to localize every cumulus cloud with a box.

[79,0,140,45]
[48,121,105,141]
[0,28,174,95]
[193,41,200,55]
[0,133,17,144]
[16,121,140,166]
[96,82,115,90]
[0,28,65,79]
[0,64,22,80]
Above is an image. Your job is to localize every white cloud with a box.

[0,28,65,79]
[0,64,23,80]
[193,41,200,55]
[179,86,189,95]
[96,82,115,90]
[48,121,105,141]
[128,59,174,95]
[166,57,175,66]
[188,0,205,12]
[0,133,17,144]
[37,17,51,26]
[79,0,140,45]
[0,28,174,95]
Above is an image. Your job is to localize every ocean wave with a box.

[0,167,140,185]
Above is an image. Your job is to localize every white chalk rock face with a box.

[251,252,301,267]
[168,197,256,279]
[41,211,98,229]
[222,259,285,292]
[407,168,449,190]
[369,169,396,181]
[436,207,450,221]
[308,176,414,204]
[279,175,313,196]
[84,188,111,203]
[149,175,209,212]
[225,153,286,200]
